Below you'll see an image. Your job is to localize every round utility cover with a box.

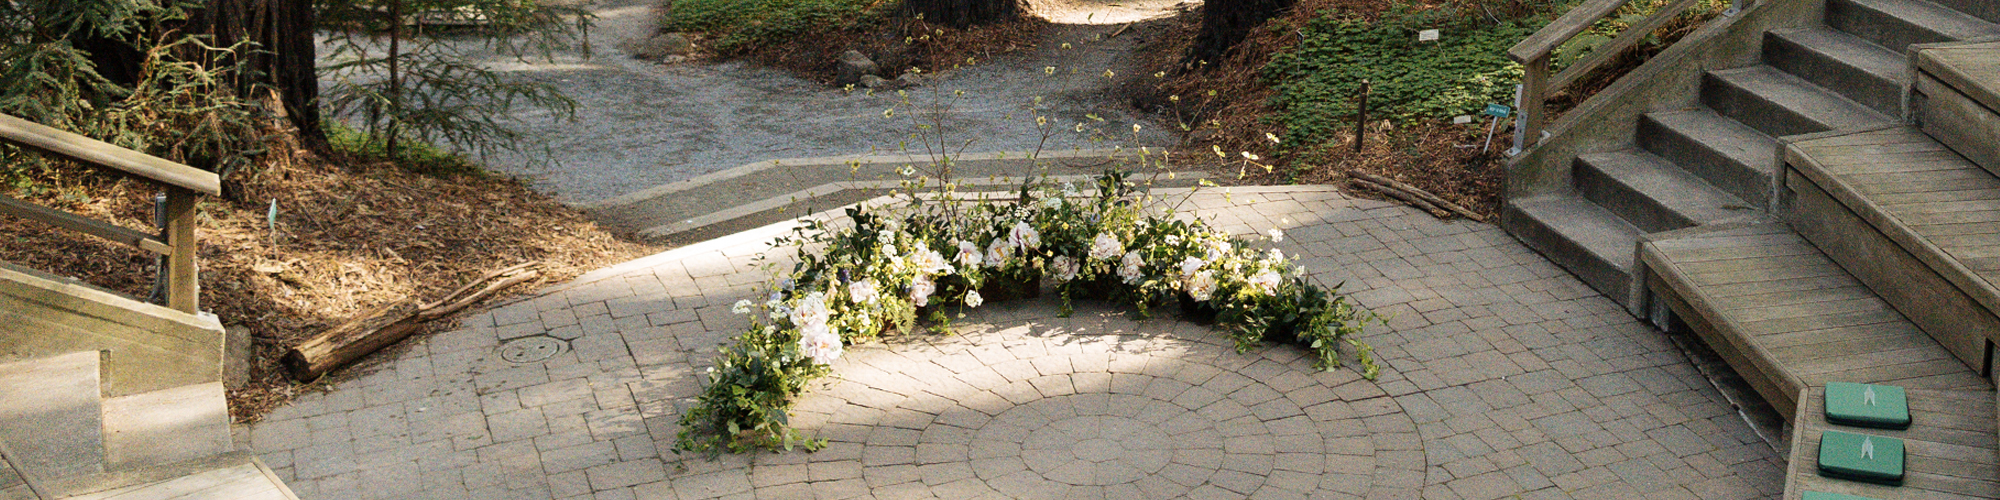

[499,336,565,363]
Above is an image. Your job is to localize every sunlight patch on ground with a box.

[1028,0,1201,25]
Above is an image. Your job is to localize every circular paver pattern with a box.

[668,304,1421,499]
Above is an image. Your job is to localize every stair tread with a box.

[1513,196,1640,270]
[1790,126,2000,329]
[1840,0,2000,46]
[1643,224,1992,410]
[1767,26,1909,114]
[63,458,295,500]
[1576,150,1757,228]
[1709,65,1896,135]
[100,383,232,471]
[1644,109,1781,174]
[1772,27,1906,84]
[0,352,105,482]
[1785,387,2000,500]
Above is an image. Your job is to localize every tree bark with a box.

[903,0,1020,29]
[186,0,326,149]
[1185,0,1294,70]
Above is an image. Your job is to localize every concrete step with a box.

[1924,0,2000,24]
[1765,27,1909,115]
[1636,109,1782,207]
[1703,65,1896,138]
[1574,150,1758,232]
[1827,0,2000,53]
[0,449,34,500]
[579,148,1170,242]
[1640,223,1992,420]
[1786,126,2000,382]
[1783,386,1998,499]
[99,383,231,472]
[0,352,104,483]
[55,452,296,500]
[1502,195,1640,305]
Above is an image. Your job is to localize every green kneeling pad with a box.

[1825,382,1910,430]
[1802,492,1881,500]
[1817,430,1904,486]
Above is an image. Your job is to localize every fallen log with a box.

[1351,178,1449,218]
[284,262,540,381]
[1348,171,1487,222]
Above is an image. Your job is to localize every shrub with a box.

[659,0,881,54]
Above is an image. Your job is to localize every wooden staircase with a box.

[0,353,296,500]
[1504,0,2000,497]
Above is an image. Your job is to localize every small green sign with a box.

[1803,492,1882,500]
[1483,103,1512,118]
[1817,430,1904,486]
[1825,382,1910,429]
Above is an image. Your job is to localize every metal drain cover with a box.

[500,336,565,363]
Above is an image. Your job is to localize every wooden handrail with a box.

[0,112,214,313]
[0,113,219,196]
[1508,0,1636,63]
[1507,0,1744,153]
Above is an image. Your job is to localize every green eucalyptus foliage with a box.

[1263,7,1538,147]
[658,0,879,54]
[0,0,269,183]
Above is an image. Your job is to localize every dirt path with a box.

[450,0,1192,204]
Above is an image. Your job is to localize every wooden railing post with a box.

[163,187,199,313]
[1520,53,1550,150]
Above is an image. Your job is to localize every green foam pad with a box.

[1825,382,1910,430]
[1817,430,1904,486]
[1802,492,1881,500]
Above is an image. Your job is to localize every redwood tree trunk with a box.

[904,0,1020,28]
[1185,0,1294,69]
[187,0,325,149]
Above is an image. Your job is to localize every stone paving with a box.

[238,186,1788,499]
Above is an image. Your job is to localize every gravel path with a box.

[432,0,1185,203]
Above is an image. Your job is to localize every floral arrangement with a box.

[673,172,1382,455]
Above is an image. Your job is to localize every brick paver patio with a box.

[239,186,1786,499]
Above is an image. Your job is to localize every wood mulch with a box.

[0,140,654,422]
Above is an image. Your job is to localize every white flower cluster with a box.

[1050,255,1080,283]
[1089,232,1123,261]
[1186,271,1218,301]
[848,279,879,305]
[1117,250,1145,284]
[1247,269,1283,296]
[789,292,843,365]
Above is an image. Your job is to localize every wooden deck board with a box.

[1804,127,2000,332]
[1705,275,1872,299]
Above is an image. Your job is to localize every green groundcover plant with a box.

[674,170,1384,455]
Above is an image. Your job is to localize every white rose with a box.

[965,290,984,307]
[986,238,1012,267]
[1117,250,1145,284]
[910,273,935,306]
[731,299,752,315]
[1051,256,1080,283]
[1247,269,1282,296]
[1089,232,1123,261]
[955,240,984,269]
[1179,256,1205,280]
[789,292,830,329]
[1010,221,1041,249]
[1186,271,1218,301]
[798,325,843,365]
[848,279,879,305]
